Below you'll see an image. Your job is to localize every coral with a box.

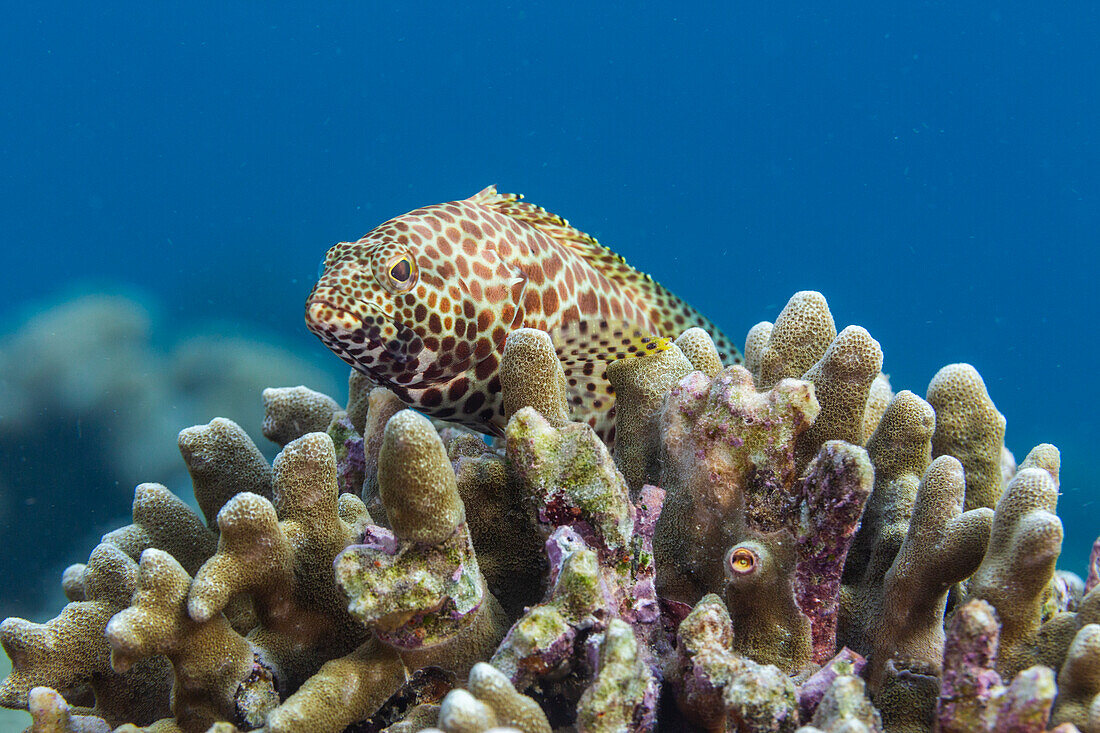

[177,418,274,530]
[842,456,993,688]
[452,448,544,619]
[358,385,406,524]
[500,328,570,427]
[0,543,172,726]
[26,686,111,733]
[653,365,819,606]
[429,662,551,733]
[260,386,341,448]
[935,599,1055,733]
[105,549,277,730]
[575,619,658,732]
[1052,624,1100,731]
[334,410,507,673]
[746,290,837,390]
[672,594,800,732]
[926,364,1007,512]
[796,648,867,721]
[651,356,871,671]
[675,326,724,377]
[3,289,1096,733]
[799,673,882,732]
[606,341,694,492]
[794,325,883,470]
[187,432,371,692]
[966,463,1063,678]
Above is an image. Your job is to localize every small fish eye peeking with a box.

[727,545,759,576]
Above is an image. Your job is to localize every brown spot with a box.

[395,221,409,232]
[461,219,482,237]
[428,313,442,333]
[486,375,501,393]
[526,263,545,286]
[542,287,559,314]
[579,291,598,315]
[446,227,461,243]
[426,217,442,232]
[414,304,428,322]
[544,253,563,278]
[424,336,440,352]
[463,391,486,414]
[485,284,506,304]
[474,338,492,360]
[462,239,478,256]
[442,335,456,351]
[448,378,469,401]
[475,354,498,380]
[456,341,471,360]
[464,301,476,318]
[524,289,541,314]
[478,310,493,331]
[472,262,492,280]
[456,258,469,278]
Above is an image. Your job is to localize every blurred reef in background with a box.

[0,291,341,619]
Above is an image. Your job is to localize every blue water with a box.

[1,2,1096,613]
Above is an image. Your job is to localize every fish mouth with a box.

[306,295,423,368]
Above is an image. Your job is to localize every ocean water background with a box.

[0,2,1095,713]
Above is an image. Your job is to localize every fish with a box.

[305,186,740,443]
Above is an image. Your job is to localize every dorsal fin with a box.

[467,186,638,279]
[466,185,744,366]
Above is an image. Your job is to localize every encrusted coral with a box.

[3,289,1097,733]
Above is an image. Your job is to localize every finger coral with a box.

[3,289,1096,733]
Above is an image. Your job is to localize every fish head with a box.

[306,201,528,389]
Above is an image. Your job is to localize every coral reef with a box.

[2,290,1098,733]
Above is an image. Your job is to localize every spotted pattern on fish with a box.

[306,186,741,442]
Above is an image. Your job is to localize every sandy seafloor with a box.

[0,3,1097,730]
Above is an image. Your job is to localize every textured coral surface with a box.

[2,291,1097,733]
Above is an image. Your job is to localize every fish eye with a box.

[727,546,758,576]
[390,257,412,282]
[385,255,417,292]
